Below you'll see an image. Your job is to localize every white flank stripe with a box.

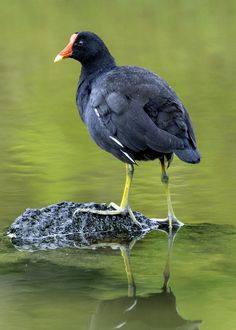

[109,136,124,148]
[94,108,100,117]
[121,150,135,163]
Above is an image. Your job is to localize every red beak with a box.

[54,33,78,62]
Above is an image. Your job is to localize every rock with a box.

[7,202,162,251]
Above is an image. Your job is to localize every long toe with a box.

[127,207,143,228]
[73,204,143,228]
[73,204,126,218]
[153,216,184,228]
[73,208,90,216]
[168,214,184,227]
[108,202,122,211]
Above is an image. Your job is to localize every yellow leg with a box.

[160,160,183,228]
[161,161,175,227]
[120,164,134,209]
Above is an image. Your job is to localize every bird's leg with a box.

[108,164,141,225]
[160,159,184,228]
[119,163,134,210]
[105,163,134,212]
[161,159,175,226]
[73,164,141,226]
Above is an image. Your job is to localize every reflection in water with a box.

[89,229,202,330]
[160,226,180,291]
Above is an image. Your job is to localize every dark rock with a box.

[7,202,162,251]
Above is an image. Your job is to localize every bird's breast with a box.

[76,81,92,122]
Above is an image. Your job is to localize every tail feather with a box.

[174,147,201,164]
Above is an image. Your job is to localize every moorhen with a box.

[54,32,201,227]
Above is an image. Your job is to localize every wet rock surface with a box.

[7,202,161,251]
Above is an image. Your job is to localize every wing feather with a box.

[91,90,184,154]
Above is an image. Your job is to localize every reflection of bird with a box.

[88,290,202,330]
[87,229,202,330]
[54,32,201,227]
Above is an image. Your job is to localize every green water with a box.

[0,0,236,329]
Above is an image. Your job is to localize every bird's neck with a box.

[79,54,116,82]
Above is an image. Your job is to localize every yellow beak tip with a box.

[54,54,64,63]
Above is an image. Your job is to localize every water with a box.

[0,0,236,329]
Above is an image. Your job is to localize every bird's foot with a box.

[73,202,142,228]
[167,214,184,228]
[151,214,184,230]
[73,202,123,217]
[108,203,143,228]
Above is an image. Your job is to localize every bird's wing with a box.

[90,94,183,155]
[89,66,196,154]
[143,96,196,149]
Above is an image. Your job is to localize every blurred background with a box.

[0,1,236,330]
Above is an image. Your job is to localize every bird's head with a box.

[54,31,112,65]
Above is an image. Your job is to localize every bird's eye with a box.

[74,40,84,47]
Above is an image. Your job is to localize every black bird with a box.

[54,32,201,227]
